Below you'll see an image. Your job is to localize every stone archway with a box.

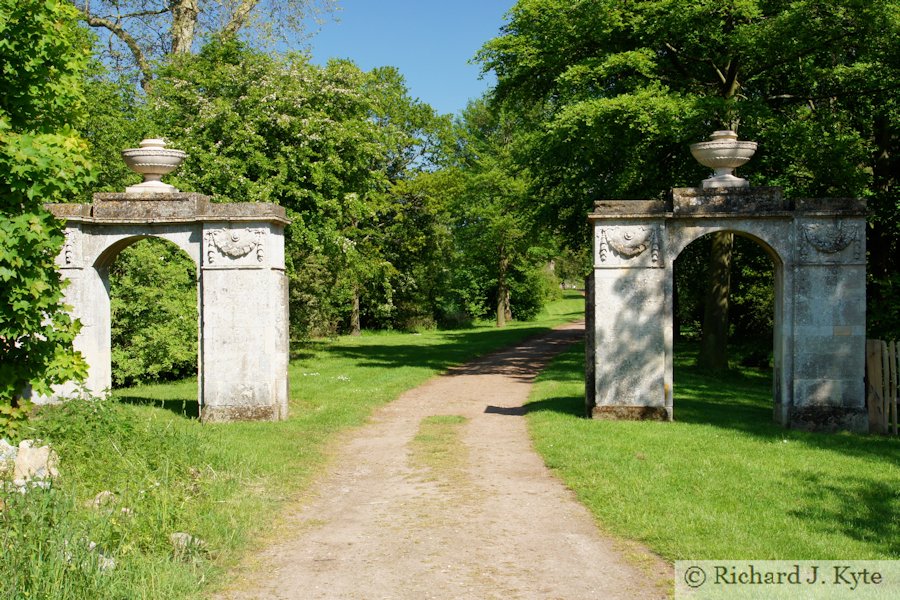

[585,186,868,432]
[46,192,290,422]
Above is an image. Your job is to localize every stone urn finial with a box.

[689,130,757,188]
[122,138,187,194]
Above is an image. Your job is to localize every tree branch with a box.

[746,32,850,82]
[766,85,894,103]
[118,8,170,20]
[710,60,727,86]
[722,59,740,99]
[663,43,692,81]
[171,0,200,54]
[223,0,259,36]
[81,11,153,89]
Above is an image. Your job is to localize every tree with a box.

[0,0,92,413]
[445,99,558,327]
[108,238,198,386]
[86,38,451,354]
[478,0,899,359]
[73,0,335,89]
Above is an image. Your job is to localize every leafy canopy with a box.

[0,0,92,407]
[478,0,898,245]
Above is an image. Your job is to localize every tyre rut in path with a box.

[218,322,671,600]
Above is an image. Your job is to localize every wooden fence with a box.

[865,339,900,435]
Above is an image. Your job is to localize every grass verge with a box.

[1,292,583,599]
[525,342,900,561]
[410,415,469,485]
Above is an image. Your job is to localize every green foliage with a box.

[145,38,451,338]
[479,0,896,238]
[1,397,218,598]
[109,239,198,387]
[80,70,150,196]
[437,99,561,326]
[0,213,86,401]
[675,234,775,344]
[0,0,91,131]
[0,0,93,407]
[479,0,900,336]
[0,486,121,599]
[868,274,900,341]
[0,400,32,441]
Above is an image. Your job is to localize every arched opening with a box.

[96,236,200,417]
[671,230,783,429]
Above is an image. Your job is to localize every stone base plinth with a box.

[788,406,868,433]
[201,405,283,423]
[589,406,672,421]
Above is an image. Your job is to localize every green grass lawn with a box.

[1,292,584,600]
[526,342,900,562]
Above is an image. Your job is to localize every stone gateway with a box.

[585,186,868,432]
[44,140,290,422]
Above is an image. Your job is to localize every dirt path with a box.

[218,322,671,599]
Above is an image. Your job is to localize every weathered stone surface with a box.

[0,438,16,477]
[795,197,867,214]
[591,406,670,421]
[584,275,597,416]
[591,199,669,218]
[43,191,290,423]
[86,541,117,570]
[670,186,789,215]
[48,193,289,225]
[13,440,59,486]
[586,186,868,432]
[200,405,281,423]
[89,490,116,508]
[169,532,205,559]
[789,406,869,433]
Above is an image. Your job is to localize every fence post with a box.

[866,340,885,434]
[893,342,899,435]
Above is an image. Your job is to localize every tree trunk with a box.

[171,0,200,54]
[504,289,512,323]
[224,1,260,36]
[698,232,733,371]
[695,72,741,369]
[869,113,898,280]
[350,287,361,336]
[496,251,509,328]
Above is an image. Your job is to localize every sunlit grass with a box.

[526,342,900,561]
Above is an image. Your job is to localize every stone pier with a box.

[585,187,868,432]
[47,192,290,422]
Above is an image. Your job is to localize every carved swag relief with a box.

[206,228,265,265]
[62,228,78,266]
[598,225,661,265]
[800,221,861,260]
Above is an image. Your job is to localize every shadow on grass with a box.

[790,471,900,557]
[325,325,559,373]
[525,396,585,418]
[115,395,200,419]
[675,361,900,466]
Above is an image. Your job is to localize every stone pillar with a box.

[46,194,290,422]
[584,273,596,414]
[587,201,671,420]
[790,198,868,431]
[199,221,289,422]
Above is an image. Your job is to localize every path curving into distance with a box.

[218,321,670,600]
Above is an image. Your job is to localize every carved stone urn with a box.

[122,138,187,194]
[689,130,757,188]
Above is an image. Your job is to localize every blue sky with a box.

[307,1,515,116]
